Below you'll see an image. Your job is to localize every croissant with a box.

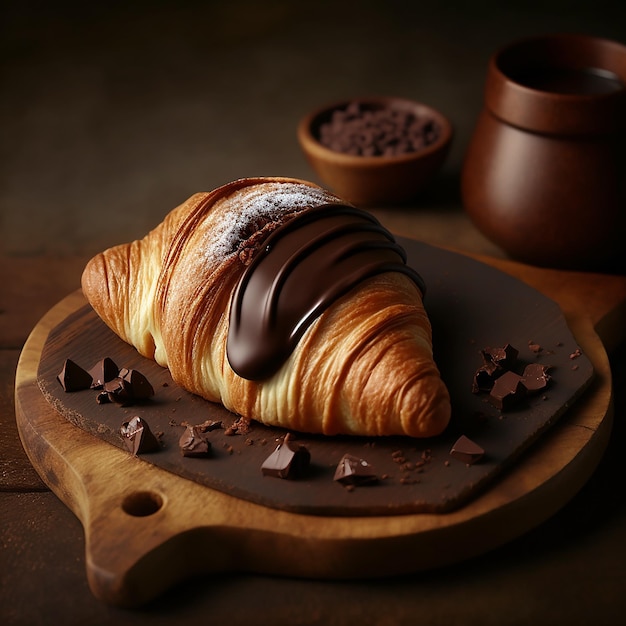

[81,177,451,437]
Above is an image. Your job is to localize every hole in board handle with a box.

[122,491,164,517]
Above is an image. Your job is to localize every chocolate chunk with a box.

[522,363,552,393]
[482,344,519,369]
[96,391,110,404]
[333,454,378,486]
[120,416,160,455]
[103,377,132,405]
[472,344,520,393]
[57,359,92,392]
[261,434,310,479]
[179,425,212,458]
[489,370,526,410]
[472,361,500,393]
[119,368,155,400]
[88,357,119,389]
[450,435,484,465]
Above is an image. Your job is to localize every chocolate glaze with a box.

[227,204,426,380]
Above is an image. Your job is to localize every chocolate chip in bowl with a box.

[297,97,453,206]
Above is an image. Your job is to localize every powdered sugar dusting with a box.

[203,182,341,265]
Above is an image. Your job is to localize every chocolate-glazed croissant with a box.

[81,177,451,437]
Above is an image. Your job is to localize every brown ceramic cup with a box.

[461,34,626,271]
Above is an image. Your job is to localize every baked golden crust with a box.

[81,177,451,437]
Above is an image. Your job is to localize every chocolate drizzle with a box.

[227,204,426,381]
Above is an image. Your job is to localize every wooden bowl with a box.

[297,97,452,206]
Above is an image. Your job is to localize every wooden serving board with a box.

[15,242,626,608]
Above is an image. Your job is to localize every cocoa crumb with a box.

[569,348,582,359]
[224,416,252,436]
[400,476,420,485]
[197,419,223,432]
[528,341,542,354]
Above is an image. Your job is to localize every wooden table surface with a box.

[2,2,626,624]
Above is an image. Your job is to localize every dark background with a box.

[2,0,625,257]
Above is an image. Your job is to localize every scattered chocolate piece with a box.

[179,425,212,458]
[450,435,484,465]
[261,434,310,479]
[96,390,111,404]
[334,454,378,486]
[103,377,132,405]
[120,416,160,455]
[483,344,519,369]
[472,361,500,393]
[472,344,519,393]
[57,359,92,392]
[528,340,542,354]
[489,370,526,410]
[119,368,155,400]
[522,363,552,393]
[225,416,252,436]
[88,357,119,389]
[196,419,223,432]
[569,348,582,360]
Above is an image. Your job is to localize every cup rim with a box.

[485,33,626,134]
[495,33,626,92]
